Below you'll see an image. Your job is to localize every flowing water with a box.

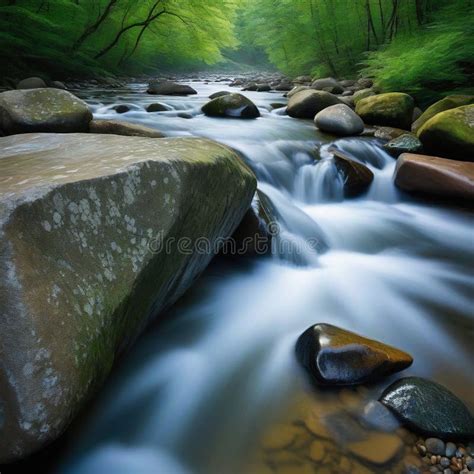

[56,79,473,474]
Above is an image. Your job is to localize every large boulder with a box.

[201,93,260,119]
[394,153,474,201]
[417,105,474,161]
[17,77,47,89]
[0,133,256,463]
[412,95,474,133]
[295,323,412,385]
[355,93,414,130]
[380,377,474,439]
[0,88,92,135]
[89,119,165,138]
[314,104,364,136]
[287,85,311,98]
[147,81,197,95]
[331,148,374,197]
[287,90,342,119]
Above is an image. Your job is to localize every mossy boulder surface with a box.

[355,93,414,130]
[0,88,92,135]
[417,105,474,161]
[202,93,260,119]
[412,95,474,133]
[0,133,256,463]
[89,119,165,138]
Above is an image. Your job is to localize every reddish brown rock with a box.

[394,153,474,200]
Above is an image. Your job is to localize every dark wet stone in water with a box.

[361,400,401,432]
[209,91,231,99]
[380,377,474,439]
[202,93,260,119]
[295,323,413,386]
[425,437,445,455]
[146,103,169,112]
[113,104,130,114]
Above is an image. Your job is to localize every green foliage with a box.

[0,0,239,77]
[361,1,474,104]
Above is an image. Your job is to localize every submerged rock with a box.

[16,77,47,89]
[394,153,474,201]
[295,323,413,385]
[147,81,197,95]
[412,95,474,133]
[0,88,92,134]
[113,104,130,114]
[0,133,256,462]
[417,105,474,161]
[380,377,474,439]
[287,90,342,119]
[89,119,165,138]
[146,102,170,112]
[314,104,364,136]
[202,93,260,119]
[347,432,403,466]
[383,134,422,157]
[355,93,415,130]
[331,148,374,197]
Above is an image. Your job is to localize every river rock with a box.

[51,81,67,90]
[356,93,415,130]
[113,104,130,114]
[147,81,197,95]
[348,432,403,466]
[412,95,474,133]
[380,377,474,439]
[394,153,474,200]
[353,88,376,104]
[0,88,92,135]
[287,90,342,119]
[287,85,311,98]
[312,77,343,94]
[383,134,422,157]
[17,77,47,89]
[89,119,165,138]
[295,323,413,385]
[227,190,275,256]
[146,102,170,112]
[256,84,271,92]
[274,82,292,91]
[374,126,411,141]
[314,104,364,136]
[209,91,231,99]
[294,75,312,84]
[361,401,401,432]
[358,78,374,89]
[331,149,374,197]
[417,105,474,161]
[202,93,260,119]
[0,133,256,463]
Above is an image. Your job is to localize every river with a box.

[54,78,473,474]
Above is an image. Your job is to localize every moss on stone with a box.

[417,105,474,161]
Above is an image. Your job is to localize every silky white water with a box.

[58,80,474,474]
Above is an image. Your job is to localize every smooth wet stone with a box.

[147,81,197,95]
[89,119,165,138]
[311,77,343,94]
[202,93,260,119]
[356,93,415,130]
[314,104,364,136]
[380,377,474,439]
[446,442,457,457]
[295,323,413,386]
[0,88,92,134]
[0,133,256,463]
[146,102,170,112]
[287,90,342,119]
[347,432,403,466]
[209,90,231,99]
[361,400,401,432]
[16,77,47,89]
[374,126,410,141]
[331,149,374,197]
[287,85,311,98]
[383,134,423,157]
[394,153,474,201]
[353,88,376,104]
[261,424,300,450]
[417,105,474,161]
[113,104,130,114]
[426,438,446,455]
